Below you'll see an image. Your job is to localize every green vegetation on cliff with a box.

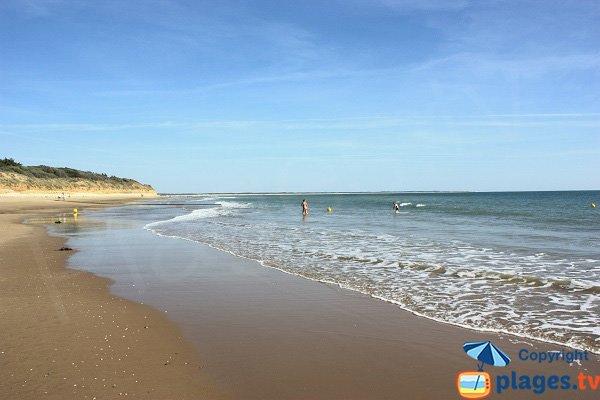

[0,158,155,194]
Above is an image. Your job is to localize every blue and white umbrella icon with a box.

[463,341,511,371]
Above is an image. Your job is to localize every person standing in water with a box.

[301,199,309,216]
[393,202,400,212]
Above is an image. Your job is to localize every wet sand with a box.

[0,197,220,400]
[62,206,600,400]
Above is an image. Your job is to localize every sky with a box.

[1,0,599,193]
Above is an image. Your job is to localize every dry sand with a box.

[0,197,220,400]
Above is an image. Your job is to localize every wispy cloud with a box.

[347,0,469,12]
[409,51,600,78]
[95,1,329,68]
[2,113,600,134]
[427,0,600,53]
[2,0,64,16]
[92,47,600,98]
[94,67,372,97]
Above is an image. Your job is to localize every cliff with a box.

[0,159,156,195]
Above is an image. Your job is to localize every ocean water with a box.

[142,191,600,352]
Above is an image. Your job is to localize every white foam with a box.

[145,201,251,228]
[142,198,600,353]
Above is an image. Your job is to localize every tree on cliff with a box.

[0,158,22,167]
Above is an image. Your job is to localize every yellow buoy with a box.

[592,203,596,208]
[73,208,78,215]
[327,207,332,213]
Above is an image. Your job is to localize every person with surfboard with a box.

[393,202,400,213]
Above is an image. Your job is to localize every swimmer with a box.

[301,199,309,216]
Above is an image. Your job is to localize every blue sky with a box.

[1,0,599,192]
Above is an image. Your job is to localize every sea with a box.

[67,191,600,352]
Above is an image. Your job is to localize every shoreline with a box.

[65,203,599,399]
[151,228,598,355]
[0,197,221,400]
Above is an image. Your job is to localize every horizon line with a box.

[158,189,599,196]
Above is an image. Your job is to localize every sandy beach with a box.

[0,197,220,400]
[3,0,598,397]
[2,196,599,399]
